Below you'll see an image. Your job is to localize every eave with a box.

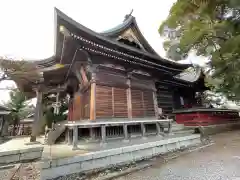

[54,8,191,73]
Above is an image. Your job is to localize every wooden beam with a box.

[126,77,132,119]
[112,87,115,117]
[32,83,68,94]
[141,91,146,117]
[90,72,96,120]
[153,90,159,119]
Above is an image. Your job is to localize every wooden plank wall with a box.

[143,90,155,117]
[113,88,128,118]
[132,89,144,117]
[96,85,128,118]
[96,86,113,118]
[95,85,155,119]
[131,90,155,118]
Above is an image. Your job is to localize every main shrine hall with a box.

[1,8,207,145]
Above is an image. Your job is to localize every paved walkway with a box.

[117,130,240,180]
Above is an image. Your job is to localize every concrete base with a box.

[40,134,201,180]
[0,147,43,165]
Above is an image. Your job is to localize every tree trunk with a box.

[0,118,3,137]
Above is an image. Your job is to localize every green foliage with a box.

[160,0,240,100]
[4,89,32,125]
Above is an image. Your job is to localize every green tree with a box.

[4,89,31,135]
[159,0,240,100]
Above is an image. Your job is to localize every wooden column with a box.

[126,76,132,119]
[101,125,106,144]
[90,72,96,120]
[153,89,159,119]
[167,120,173,134]
[65,128,68,143]
[156,122,164,136]
[112,87,115,117]
[89,128,95,140]
[140,123,146,139]
[72,126,78,150]
[123,124,129,142]
[68,97,74,121]
[0,116,3,136]
[30,87,43,142]
[67,128,72,145]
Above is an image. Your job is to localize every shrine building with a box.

[1,8,207,145]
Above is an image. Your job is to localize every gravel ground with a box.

[116,130,240,180]
[0,162,40,180]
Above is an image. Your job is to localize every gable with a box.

[117,28,146,51]
[101,15,158,56]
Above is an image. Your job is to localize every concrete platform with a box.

[0,138,44,165]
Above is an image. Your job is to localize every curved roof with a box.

[54,8,191,71]
[174,67,202,83]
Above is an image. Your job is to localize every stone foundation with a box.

[41,134,201,180]
[0,147,43,165]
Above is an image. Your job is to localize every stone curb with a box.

[95,142,215,180]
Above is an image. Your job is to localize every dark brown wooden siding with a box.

[96,71,128,88]
[157,87,173,114]
[96,85,128,118]
[132,89,155,118]
[113,88,128,118]
[143,91,155,117]
[96,86,113,118]
[132,89,144,118]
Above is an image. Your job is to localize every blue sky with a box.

[0,0,207,103]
